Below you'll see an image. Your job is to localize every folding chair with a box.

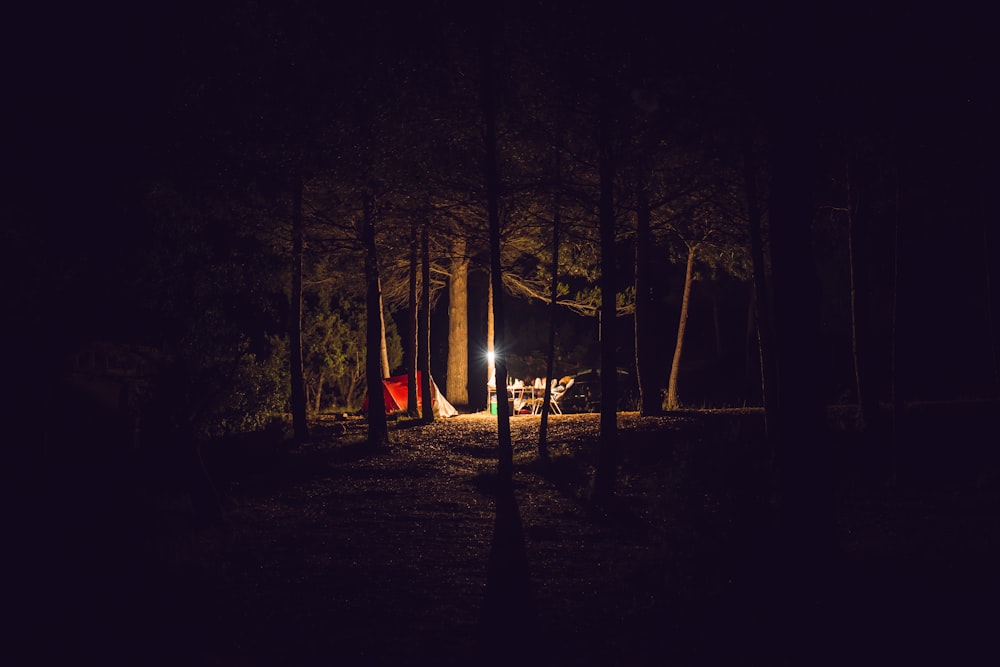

[534,378,574,414]
[548,378,574,414]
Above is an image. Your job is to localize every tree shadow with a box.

[453,444,500,460]
[524,454,651,541]
[476,475,545,666]
[205,435,383,497]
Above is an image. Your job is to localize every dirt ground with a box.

[12,406,1000,666]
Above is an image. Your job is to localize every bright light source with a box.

[487,350,495,364]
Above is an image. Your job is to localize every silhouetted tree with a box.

[538,142,563,459]
[481,19,513,481]
[289,172,309,441]
[592,89,619,503]
[362,186,390,447]
[844,151,878,429]
[633,162,662,415]
[420,219,434,420]
[741,124,777,430]
[765,15,836,663]
[406,217,420,418]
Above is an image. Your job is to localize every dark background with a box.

[3,3,999,665]
[4,0,998,410]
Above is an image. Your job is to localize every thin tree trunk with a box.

[407,219,419,417]
[289,172,309,442]
[984,202,999,396]
[745,286,759,402]
[420,219,433,421]
[634,167,661,416]
[313,371,324,414]
[742,125,777,430]
[378,281,390,379]
[664,244,697,411]
[486,280,495,411]
[592,95,618,504]
[447,238,470,407]
[363,188,389,447]
[539,150,561,459]
[478,32,535,650]
[481,27,512,482]
[889,166,903,485]
[847,155,876,429]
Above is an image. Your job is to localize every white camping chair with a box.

[548,378,574,414]
[534,378,574,414]
[529,378,547,414]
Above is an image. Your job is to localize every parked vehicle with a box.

[560,367,639,413]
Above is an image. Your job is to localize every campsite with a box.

[6,2,999,665]
[12,402,1000,666]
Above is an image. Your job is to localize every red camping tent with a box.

[364,372,458,418]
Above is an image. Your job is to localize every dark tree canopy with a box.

[5,0,997,435]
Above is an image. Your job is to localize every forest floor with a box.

[13,403,1000,666]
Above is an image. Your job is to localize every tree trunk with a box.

[742,125,778,431]
[664,244,697,411]
[313,370,324,414]
[486,280,495,411]
[363,188,390,448]
[983,200,999,396]
[591,95,618,504]
[378,281,390,379]
[889,165,903,485]
[766,32,835,663]
[420,219,434,421]
[847,155,876,429]
[481,22,512,483]
[634,168,662,416]
[539,151,561,459]
[745,286,759,401]
[407,218,419,417]
[447,237,470,407]
[289,172,309,442]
